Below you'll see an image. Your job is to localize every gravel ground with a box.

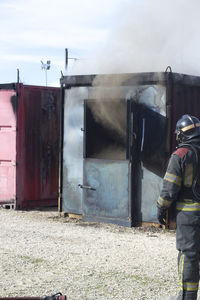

[0,207,197,300]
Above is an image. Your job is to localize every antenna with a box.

[65,48,79,74]
[41,60,51,86]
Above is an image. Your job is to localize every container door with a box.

[82,159,130,226]
[82,100,132,226]
[62,87,88,214]
[16,85,61,209]
[0,90,17,205]
[132,102,168,223]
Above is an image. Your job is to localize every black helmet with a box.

[175,114,200,143]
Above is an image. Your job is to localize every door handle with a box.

[78,184,96,191]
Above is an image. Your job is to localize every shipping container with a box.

[0,83,61,209]
[60,72,200,227]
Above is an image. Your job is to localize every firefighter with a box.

[157,114,200,300]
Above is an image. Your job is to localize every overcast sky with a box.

[1,0,200,87]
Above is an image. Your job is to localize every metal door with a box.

[82,159,131,226]
[62,87,88,214]
[0,90,17,205]
[82,100,133,226]
[16,85,61,209]
[82,99,168,226]
[132,102,168,223]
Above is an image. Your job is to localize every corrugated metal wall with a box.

[0,83,61,209]
[16,84,61,209]
[170,83,200,151]
[167,80,200,228]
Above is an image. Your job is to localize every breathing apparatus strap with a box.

[179,143,200,202]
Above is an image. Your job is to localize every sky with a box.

[1,0,200,87]
[0,0,126,86]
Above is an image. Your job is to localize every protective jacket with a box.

[157,137,200,300]
[157,137,200,223]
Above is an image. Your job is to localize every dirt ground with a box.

[0,207,194,300]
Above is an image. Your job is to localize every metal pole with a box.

[65,48,68,72]
[17,69,20,83]
[45,68,47,86]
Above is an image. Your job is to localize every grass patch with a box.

[18,254,48,266]
[97,270,163,285]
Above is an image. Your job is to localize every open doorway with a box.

[84,100,127,160]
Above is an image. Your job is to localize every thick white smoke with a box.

[70,0,200,159]
[71,0,200,76]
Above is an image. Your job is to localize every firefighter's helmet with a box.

[175,114,200,143]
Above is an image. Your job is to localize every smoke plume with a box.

[72,0,200,158]
[72,0,200,76]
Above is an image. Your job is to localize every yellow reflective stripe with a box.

[157,197,171,208]
[182,124,195,132]
[183,282,199,291]
[182,123,200,132]
[179,253,184,291]
[184,199,193,203]
[176,201,200,211]
[178,252,199,292]
[164,172,182,187]
[184,164,193,187]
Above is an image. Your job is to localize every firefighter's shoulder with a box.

[173,147,190,158]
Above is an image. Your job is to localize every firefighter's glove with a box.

[157,207,167,225]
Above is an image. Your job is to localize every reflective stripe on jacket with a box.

[157,146,200,213]
[176,200,200,211]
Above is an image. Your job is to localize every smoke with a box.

[72,0,200,76]
[103,0,200,76]
[72,0,200,158]
[88,74,133,142]
[88,99,127,141]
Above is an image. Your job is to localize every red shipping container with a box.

[0,83,61,209]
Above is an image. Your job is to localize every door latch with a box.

[78,184,96,191]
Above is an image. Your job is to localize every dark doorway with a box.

[84,100,127,160]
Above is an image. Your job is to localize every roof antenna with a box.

[65,48,79,75]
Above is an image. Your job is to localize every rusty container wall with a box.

[0,84,17,206]
[16,84,61,209]
[165,73,200,227]
[0,83,61,209]
[168,74,200,152]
